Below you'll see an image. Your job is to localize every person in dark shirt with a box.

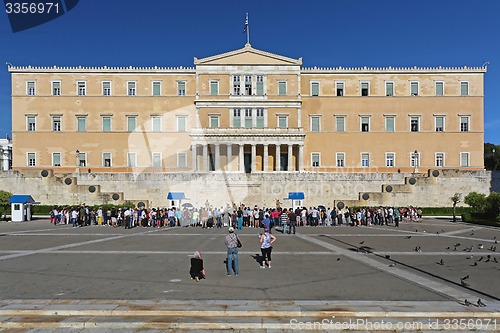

[190,251,205,282]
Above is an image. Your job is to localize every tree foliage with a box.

[484,143,500,170]
[0,190,12,219]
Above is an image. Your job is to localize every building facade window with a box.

[361,153,370,167]
[27,116,36,131]
[209,115,220,128]
[176,116,187,132]
[232,75,241,95]
[152,81,161,96]
[77,116,86,132]
[435,81,444,96]
[102,116,112,132]
[310,116,320,132]
[27,152,36,167]
[102,81,111,96]
[336,82,344,96]
[278,81,287,96]
[127,153,136,168]
[336,153,345,167]
[77,81,86,96]
[151,116,161,132]
[177,152,187,168]
[460,81,469,96]
[52,81,61,96]
[410,81,419,96]
[460,116,470,132]
[232,109,241,127]
[336,116,345,132]
[435,116,444,132]
[278,115,288,129]
[177,81,186,96]
[27,81,36,96]
[460,152,469,167]
[127,116,137,132]
[152,153,162,168]
[78,152,86,167]
[127,81,136,96]
[256,75,264,95]
[361,82,369,96]
[385,82,394,96]
[52,152,61,167]
[410,151,420,167]
[256,108,265,128]
[410,116,420,132]
[435,152,444,167]
[52,116,61,132]
[361,116,370,132]
[386,153,395,167]
[210,80,219,96]
[311,153,320,167]
[244,109,253,128]
[103,152,112,167]
[310,82,319,96]
[244,75,252,95]
[385,116,395,132]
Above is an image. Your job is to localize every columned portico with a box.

[189,128,305,174]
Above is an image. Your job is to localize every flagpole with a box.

[246,13,250,45]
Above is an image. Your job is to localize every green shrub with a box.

[464,192,487,212]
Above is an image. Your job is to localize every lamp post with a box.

[75,149,80,173]
[414,150,419,173]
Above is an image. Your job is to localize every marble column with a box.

[288,144,293,171]
[251,144,256,173]
[263,144,269,172]
[191,144,197,172]
[275,144,281,171]
[298,144,304,172]
[214,144,220,171]
[226,144,232,171]
[203,144,208,172]
[239,144,244,172]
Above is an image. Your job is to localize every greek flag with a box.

[243,14,248,33]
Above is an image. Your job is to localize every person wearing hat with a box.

[225,227,240,276]
[259,228,276,268]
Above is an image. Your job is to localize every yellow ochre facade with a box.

[9,44,486,174]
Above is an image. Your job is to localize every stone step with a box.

[1,300,499,332]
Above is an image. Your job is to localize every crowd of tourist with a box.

[49,204,423,230]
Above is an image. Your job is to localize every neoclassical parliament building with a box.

[9,43,486,174]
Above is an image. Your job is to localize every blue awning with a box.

[9,195,36,204]
[167,192,185,200]
[288,192,305,200]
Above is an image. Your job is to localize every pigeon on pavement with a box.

[477,299,486,307]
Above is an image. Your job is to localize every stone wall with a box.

[0,169,497,208]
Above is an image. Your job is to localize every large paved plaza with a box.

[0,218,499,332]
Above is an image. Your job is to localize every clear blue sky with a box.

[1,0,499,143]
